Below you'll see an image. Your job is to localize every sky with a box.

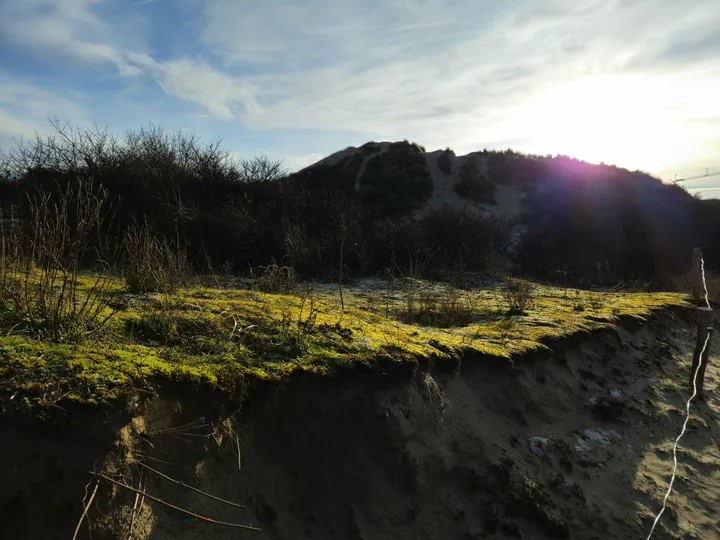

[0,0,719,197]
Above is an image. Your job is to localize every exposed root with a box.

[72,466,262,532]
[137,461,246,510]
[73,480,100,540]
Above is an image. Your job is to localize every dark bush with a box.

[437,149,453,175]
[1,121,716,290]
[454,157,497,204]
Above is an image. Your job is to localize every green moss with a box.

[0,274,690,406]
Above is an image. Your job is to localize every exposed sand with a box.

[303,143,526,220]
[419,149,524,218]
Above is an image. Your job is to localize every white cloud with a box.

[0,112,42,143]
[226,150,325,173]
[180,0,720,165]
[0,0,147,75]
[141,58,261,121]
[282,153,326,172]
[0,77,92,148]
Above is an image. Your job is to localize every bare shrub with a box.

[396,244,439,281]
[279,289,319,353]
[122,225,189,294]
[0,179,118,341]
[500,278,535,315]
[401,285,477,327]
[251,260,296,294]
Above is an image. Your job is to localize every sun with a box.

[517,74,702,175]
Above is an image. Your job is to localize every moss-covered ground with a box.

[0,275,690,407]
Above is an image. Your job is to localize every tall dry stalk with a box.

[121,224,189,294]
[0,178,118,341]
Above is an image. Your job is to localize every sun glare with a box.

[516,75,704,175]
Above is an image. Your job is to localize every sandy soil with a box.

[2,308,719,540]
[305,143,525,219]
[417,150,523,219]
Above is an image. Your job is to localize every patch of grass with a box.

[563,289,607,313]
[0,274,691,406]
[128,295,236,355]
[500,278,535,315]
[400,285,483,327]
[251,260,297,294]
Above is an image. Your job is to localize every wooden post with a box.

[690,307,714,396]
[692,247,703,302]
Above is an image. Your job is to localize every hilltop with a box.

[293,140,711,285]
[300,141,523,216]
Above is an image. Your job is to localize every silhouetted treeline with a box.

[509,153,710,286]
[0,122,715,287]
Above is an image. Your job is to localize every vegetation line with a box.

[137,461,247,510]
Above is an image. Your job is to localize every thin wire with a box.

[645,332,711,539]
[646,253,713,539]
[701,255,711,309]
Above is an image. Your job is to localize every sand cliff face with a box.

[2,307,718,540]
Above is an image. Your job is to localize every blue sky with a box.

[1,0,719,196]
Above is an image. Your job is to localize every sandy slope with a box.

[26,309,706,540]
[417,149,467,214]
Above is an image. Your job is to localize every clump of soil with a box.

[2,308,719,540]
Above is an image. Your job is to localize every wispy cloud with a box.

[0,75,92,146]
[0,0,147,75]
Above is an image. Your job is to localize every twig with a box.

[134,453,176,466]
[78,468,260,531]
[137,461,246,509]
[236,435,242,472]
[126,472,142,540]
[210,423,223,448]
[72,480,99,540]
[150,421,209,436]
[127,491,141,540]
